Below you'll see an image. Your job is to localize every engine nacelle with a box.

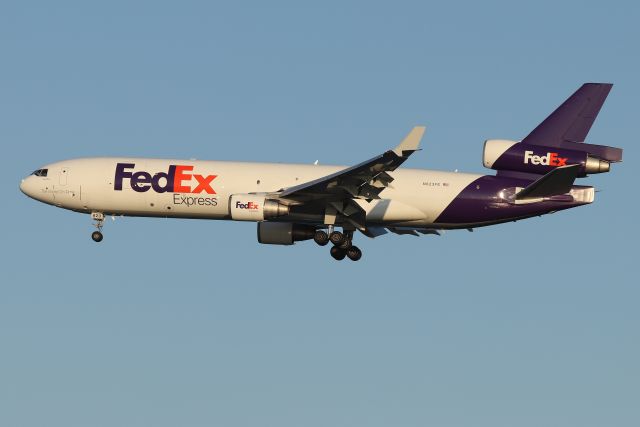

[483,139,610,177]
[257,222,316,245]
[229,194,289,221]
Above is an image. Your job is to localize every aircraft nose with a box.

[20,176,37,199]
[20,177,28,195]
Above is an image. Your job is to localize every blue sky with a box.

[1,1,638,426]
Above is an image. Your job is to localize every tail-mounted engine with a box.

[229,194,289,221]
[483,139,617,177]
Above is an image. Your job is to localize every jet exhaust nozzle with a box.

[585,155,610,174]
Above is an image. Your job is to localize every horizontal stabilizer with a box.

[515,164,580,200]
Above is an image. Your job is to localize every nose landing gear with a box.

[91,212,105,242]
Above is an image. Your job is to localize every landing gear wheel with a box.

[314,230,329,246]
[91,231,103,242]
[329,231,345,246]
[346,246,362,261]
[338,238,352,250]
[330,246,346,261]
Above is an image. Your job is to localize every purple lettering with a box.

[114,163,135,191]
[151,166,175,193]
[131,171,152,192]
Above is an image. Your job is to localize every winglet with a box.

[515,164,581,200]
[393,126,426,156]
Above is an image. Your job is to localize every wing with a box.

[278,126,425,203]
[272,126,425,230]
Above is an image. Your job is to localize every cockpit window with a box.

[32,169,48,177]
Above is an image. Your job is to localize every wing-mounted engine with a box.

[229,194,289,221]
[483,139,616,177]
[257,222,315,245]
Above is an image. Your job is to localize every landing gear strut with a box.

[91,212,105,242]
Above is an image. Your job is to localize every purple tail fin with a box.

[521,83,622,162]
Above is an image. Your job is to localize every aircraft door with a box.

[59,167,68,185]
[51,166,82,209]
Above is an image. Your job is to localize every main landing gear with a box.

[314,227,362,261]
[91,212,105,242]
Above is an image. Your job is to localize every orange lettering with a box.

[193,174,216,194]
[174,165,193,193]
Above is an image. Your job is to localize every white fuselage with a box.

[20,157,483,227]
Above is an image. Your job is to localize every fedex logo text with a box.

[523,150,568,167]
[235,201,259,210]
[114,163,217,194]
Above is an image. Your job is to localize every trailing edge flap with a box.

[515,164,580,200]
[360,226,388,238]
[387,227,442,236]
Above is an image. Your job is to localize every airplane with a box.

[20,83,622,261]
